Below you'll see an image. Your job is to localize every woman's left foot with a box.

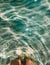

[25,58,35,65]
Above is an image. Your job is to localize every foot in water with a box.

[25,58,35,65]
[7,58,35,65]
[7,58,22,65]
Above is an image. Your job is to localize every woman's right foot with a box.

[7,58,22,65]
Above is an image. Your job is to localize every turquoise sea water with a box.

[0,0,50,65]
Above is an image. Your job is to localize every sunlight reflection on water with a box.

[0,0,50,65]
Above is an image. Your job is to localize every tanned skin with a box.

[7,58,22,65]
[25,58,35,65]
[7,58,35,65]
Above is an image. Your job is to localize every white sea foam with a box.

[0,0,50,65]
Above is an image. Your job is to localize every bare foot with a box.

[25,59,35,65]
[7,63,10,65]
[7,58,35,65]
[7,58,22,65]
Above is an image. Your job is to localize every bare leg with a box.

[7,58,22,65]
[25,58,35,65]
[7,63,10,65]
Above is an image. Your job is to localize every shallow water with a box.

[0,0,50,65]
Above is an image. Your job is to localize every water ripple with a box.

[0,0,50,65]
